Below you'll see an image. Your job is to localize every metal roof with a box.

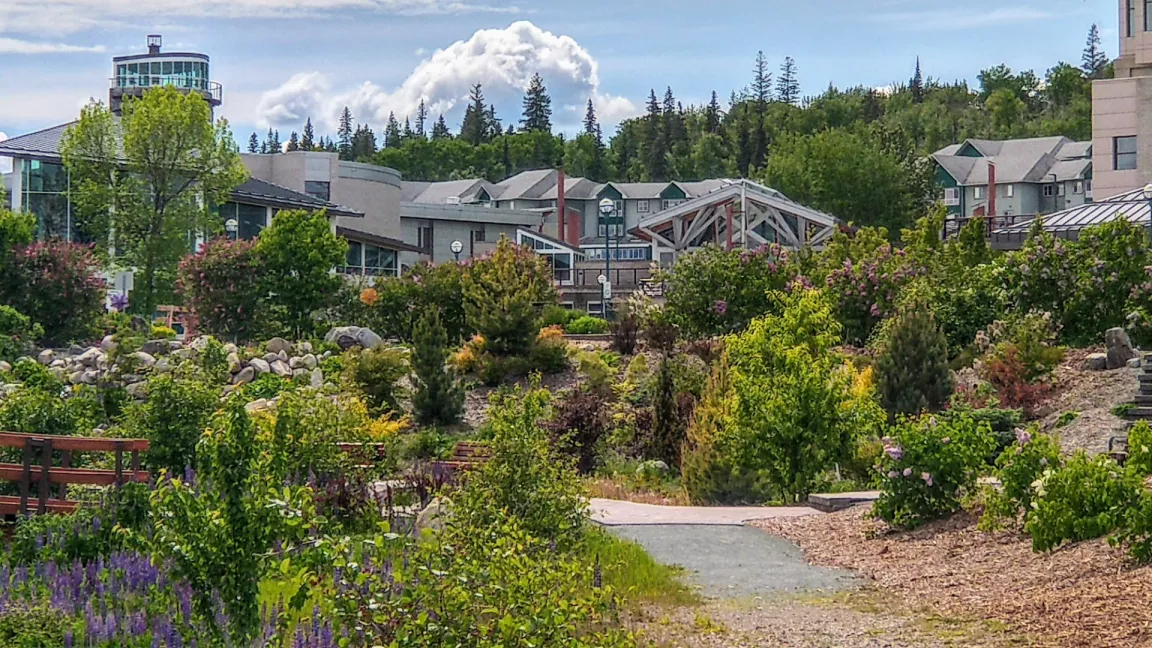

[990,188,1151,249]
[233,177,363,218]
[0,122,75,160]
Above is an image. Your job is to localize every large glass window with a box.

[304,181,330,202]
[345,241,362,268]
[20,159,79,241]
[1145,0,1151,31]
[1115,136,1138,170]
[236,203,267,240]
[338,242,397,276]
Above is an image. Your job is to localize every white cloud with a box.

[0,37,104,54]
[871,7,1053,29]
[255,21,639,134]
[0,0,517,37]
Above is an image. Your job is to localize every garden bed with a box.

[753,507,1152,648]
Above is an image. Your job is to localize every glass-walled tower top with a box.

[109,35,222,115]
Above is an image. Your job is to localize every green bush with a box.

[565,315,610,334]
[256,208,348,338]
[462,236,557,356]
[0,607,66,648]
[0,241,105,346]
[1115,489,1152,563]
[1126,420,1152,476]
[539,304,577,329]
[178,237,265,343]
[452,382,586,549]
[819,226,921,345]
[475,352,532,386]
[873,303,953,419]
[121,374,220,475]
[0,306,41,363]
[1025,451,1141,552]
[345,346,408,415]
[979,428,1062,530]
[361,261,470,343]
[237,371,291,401]
[544,387,612,474]
[0,387,101,437]
[267,389,370,478]
[10,359,62,393]
[5,483,149,566]
[573,349,614,392]
[410,308,464,427]
[871,414,996,529]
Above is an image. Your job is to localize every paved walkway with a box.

[590,498,819,526]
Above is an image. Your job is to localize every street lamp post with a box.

[598,198,615,320]
[1143,184,1152,247]
[450,239,463,263]
[224,218,238,241]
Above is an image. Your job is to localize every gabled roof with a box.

[678,179,730,197]
[233,178,363,218]
[932,136,1090,186]
[495,169,557,200]
[334,226,424,253]
[601,182,673,199]
[402,179,496,205]
[540,176,599,200]
[991,188,1147,249]
[637,179,837,231]
[0,122,75,160]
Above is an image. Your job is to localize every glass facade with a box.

[115,59,209,91]
[217,202,269,240]
[20,159,77,240]
[340,241,398,276]
[304,181,330,202]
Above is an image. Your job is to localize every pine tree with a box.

[776,56,800,104]
[705,91,722,134]
[1082,23,1108,79]
[286,131,299,152]
[301,118,315,150]
[410,308,464,426]
[432,114,450,139]
[385,112,402,148]
[752,51,773,110]
[644,89,667,182]
[484,104,502,142]
[415,99,429,138]
[402,117,414,141]
[270,130,281,153]
[520,72,553,132]
[460,84,488,145]
[337,106,354,159]
[583,98,598,135]
[263,128,276,154]
[874,302,953,419]
[326,138,338,153]
[910,57,925,104]
[863,88,883,123]
[350,124,376,159]
[247,132,259,153]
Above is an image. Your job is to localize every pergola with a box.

[633,180,838,258]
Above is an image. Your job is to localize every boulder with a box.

[77,347,102,368]
[266,337,292,354]
[302,353,318,370]
[326,326,363,350]
[355,328,383,350]
[309,367,324,389]
[636,460,671,478]
[81,370,99,385]
[277,350,289,362]
[154,360,173,374]
[50,359,66,369]
[292,368,309,378]
[140,340,170,356]
[270,360,292,377]
[131,351,157,368]
[125,382,148,399]
[188,336,212,351]
[128,315,148,333]
[121,374,144,384]
[1105,327,1138,370]
[262,352,279,364]
[249,358,271,375]
[245,398,270,413]
[289,356,303,369]
[227,352,242,374]
[37,349,54,365]
[297,341,313,354]
[232,366,256,386]
[69,371,85,385]
[1129,357,1143,369]
[1106,327,1133,350]
[99,335,118,353]
[1082,353,1108,371]
[415,497,450,537]
[0,361,10,374]
[223,343,238,354]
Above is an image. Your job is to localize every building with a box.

[990,186,1150,249]
[932,137,1093,230]
[109,34,221,116]
[1092,0,1152,198]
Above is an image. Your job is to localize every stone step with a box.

[1122,407,1152,419]
[1138,374,1152,384]
[1135,394,1152,405]
[807,490,879,513]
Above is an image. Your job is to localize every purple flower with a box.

[1015,428,1032,445]
[902,467,912,477]
[110,293,129,312]
[921,472,934,487]
[870,303,881,317]
[884,445,903,460]
[713,300,728,315]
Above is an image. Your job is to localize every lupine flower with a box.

[883,445,903,460]
[110,293,130,312]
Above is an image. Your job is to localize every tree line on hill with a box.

[247,24,1110,233]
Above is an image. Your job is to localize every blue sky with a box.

[0,0,1117,148]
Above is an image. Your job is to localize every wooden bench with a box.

[336,442,391,469]
[0,431,150,516]
[432,441,491,473]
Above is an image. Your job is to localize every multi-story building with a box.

[932,136,1093,230]
[1092,0,1152,198]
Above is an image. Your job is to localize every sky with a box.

[0,0,1119,155]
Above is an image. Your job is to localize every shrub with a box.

[237,371,290,401]
[661,243,795,338]
[461,235,556,356]
[871,414,996,529]
[544,387,612,474]
[345,346,407,415]
[1127,420,1152,476]
[820,227,922,345]
[178,237,264,343]
[452,382,586,549]
[539,304,577,329]
[475,353,532,386]
[565,315,610,334]
[5,483,149,566]
[410,308,464,427]
[0,607,67,648]
[528,324,569,374]
[0,387,100,437]
[979,428,1062,530]
[873,303,953,419]
[1025,451,1141,552]
[0,241,105,346]
[574,349,614,392]
[0,306,41,363]
[901,265,1004,357]
[976,313,1064,416]
[609,303,640,355]
[121,374,220,475]
[726,289,882,502]
[10,359,62,393]
[265,389,370,478]
[365,261,469,342]
[256,208,347,338]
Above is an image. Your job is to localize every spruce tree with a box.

[910,57,925,104]
[1082,24,1108,78]
[863,88,883,123]
[402,117,414,141]
[460,83,487,145]
[874,302,953,419]
[583,98,598,135]
[410,308,464,427]
[385,112,402,148]
[286,131,299,151]
[415,99,429,138]
[301,118,315,150]
[752,51,773,109]
[247,132,259,153]
[776,56,800,104]
[484,104,502,142]
[521,72,553,132]
[643,89,667,181]
[350,124,376,159]
[270,130,281,153]
[432,114,450,139]
[705,91,722,134]
[337,106,354,159]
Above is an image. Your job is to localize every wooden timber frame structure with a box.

[0,431,150,516]
[634,179,838,259]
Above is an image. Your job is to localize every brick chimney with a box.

[987,161,997,235]
[556,168,566,243]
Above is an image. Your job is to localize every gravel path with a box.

[608,524,855,599]
[591,498,817,526]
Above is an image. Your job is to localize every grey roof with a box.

[0,122,74,159]
[678,179,730,196]
[400,181,431,202]
[402,179,495,205]
[494,169,557,200]
[233,178,362,218]
[334,226,424,253]
[540,176,599,200]
[990,188,1148,249]
[932,136,1091,186]
[606,182,673,199]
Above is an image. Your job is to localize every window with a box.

[1115,136,1138,170]
[1130,0,1136,37]
[597,223,625,238]
[1043,185,1055,197]
[1057,183,1066,196]
[418,226,433,250]
[661,198,685,211]
[235,203,267,240]
[636,200,650,213]
[304,181,330,202]
[345,241,363,269]
[587,302,604,316]
[974,186,984,200]
[472,226,486,243]
[942,187,959,206]
[614,200,624,214]
[339,242,397,276]
[1005,184,1014,198]
[1074,180,1084,194]
[1146,0,1152,31]
[585,247,649,261]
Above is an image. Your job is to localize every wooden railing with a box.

[0,432,149,516]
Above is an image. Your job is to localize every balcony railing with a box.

[111,77,223,103]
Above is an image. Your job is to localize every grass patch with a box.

[580,527,699,607]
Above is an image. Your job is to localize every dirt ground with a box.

[1034,349,1137,455]
[753,507,1152,648]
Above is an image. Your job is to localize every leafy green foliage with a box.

[873,303,953,419]
[1126,420,1152,476]
[1025,451,1140,552]
[362,261,469,342]
[565,315,610,334]
[121,374,220,475]
[0,607,67,648]
[410,308,464,427]
[0,306,41,363]
[975,313,1064,415]
[5,484,150,566]
[255,209,348,337]
[178,237,265,343]
[345,346,407,415]
[0,242,105,346]
[0,386,102,437]
[979,429,1062,530]
[539,304,578,329]
[872,414,996,529]
[461,236,556,356]
[266,389,370,478]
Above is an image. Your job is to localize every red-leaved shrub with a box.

[0,241,105,346]
[178,237,265,342]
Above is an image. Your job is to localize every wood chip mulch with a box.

[752,507,1152,648]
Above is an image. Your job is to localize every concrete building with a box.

[1092,0,1152,197]
[932,137,1093,230]
[109,34,221,116]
